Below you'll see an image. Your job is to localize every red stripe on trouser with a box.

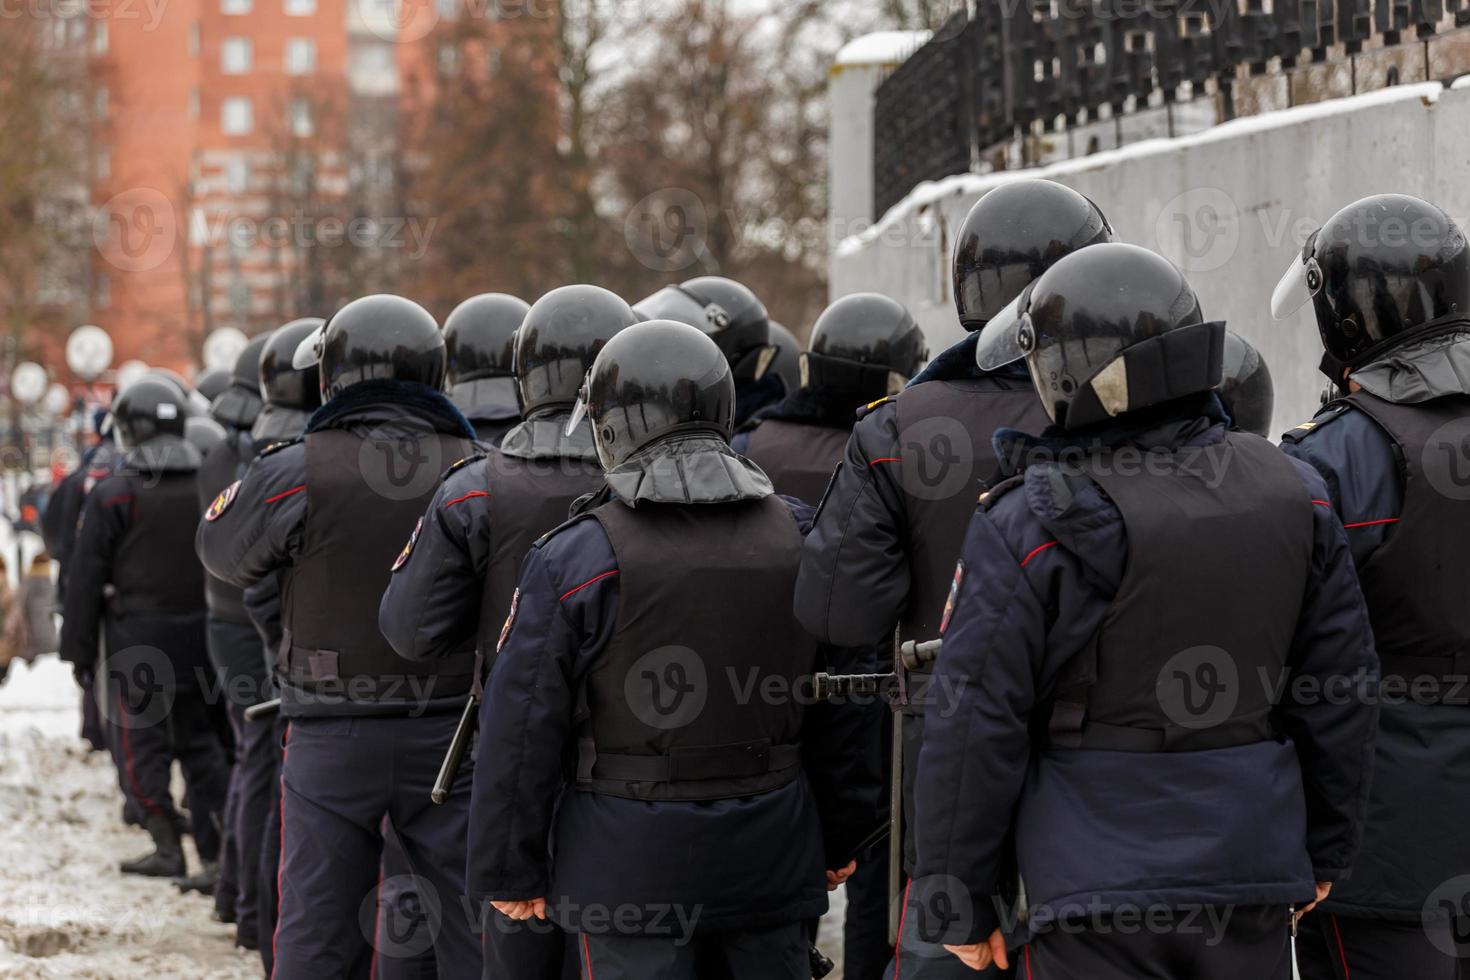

[583,933,593,979]
[1025,944,1033,978]
[894,878,913,979]
[1331,913,1352,979]
[116,691,161,816]
[369,867,382,980]
[271,723,290,980]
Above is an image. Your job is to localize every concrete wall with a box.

[830,80,1470,436]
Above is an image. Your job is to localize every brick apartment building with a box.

[56,0,540,376]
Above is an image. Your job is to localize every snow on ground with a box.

[0,656,856,978]
[0,657,258,979]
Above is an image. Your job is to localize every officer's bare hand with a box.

[825,861,857,892]
[944,929,1009,972]
[492,898,547,921]
[1296,881,1333,921]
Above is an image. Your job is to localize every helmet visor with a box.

[974,293,1028,370]
[292,324,326,370]
[1270,234,1322,321]
[564,373,591,437]
[632,286,709,329]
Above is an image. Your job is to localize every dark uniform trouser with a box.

[483,909,578,980]
[885,879,1011,980]
[208,616,275,941]
[1023,905,1291,980]
[103,659,229,859]
[259,713,286,978]
[1297,912,1470,980]
[578,923,809,980]
[273,712,477,980]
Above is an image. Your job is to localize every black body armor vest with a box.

[575,496,816,802]
[895,378,1048,711]
[113,472,207,615]
[479,451,606,659]
[195,431,253,623]
[742,418,850,504]
[1049,433,1314,751]
[281,428,476,704]
[1342,391,1470,693]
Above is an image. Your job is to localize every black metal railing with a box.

[872,0,1468,217]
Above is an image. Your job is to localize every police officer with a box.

[182,334,271,914]
[444,292,532,447]
[734,293,927,503]
[60,378,231,878]
[794,178,1113,979]
[194,367,232,404]
[197,294,481,978]
[1274,194,1470,980]
[380,283,636,980]
[472,319,876,980]
[912,242,1378,979]
[634,275,784,425]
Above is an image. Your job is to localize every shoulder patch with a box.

[391,517,424,571]
[855,395,892,420]
[978,474,1025,511]
[205,480,241,522]
[442,453,486,481]
[258,436,303,458]
[1280,403,1349,445]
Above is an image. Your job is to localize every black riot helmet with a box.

[803,293,928,402]
[953,179,1115,332]
[193,369,231,403]
[112,377,200,467]
[445,293,530,416]
[211,334,269,427]
[143,368,210,416]
[766,320,802,393]
[260,318,325,410]
[1218,331,1274,438]
[572,319,737,470]
[979,243,1224,430]
[633,276,775,380]
[514,285,639,417]
[294,294,446,401]
[1271,193,1470,382]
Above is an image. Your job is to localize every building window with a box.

[437,43,459,76]
[95,149,110,180]
[225,158,249,193]
[94,87,109,118]
[189,22,200,56]
[285,38,316,75]
[284,0,315,14]
[222,97,253,134]
[221,0,251,13]
[222,37,252,74]
[352,44,394,76]
[189,87,201,119]
[95,274,111,310]
[435,0,458,20]
[289,98,313,138]
[92,22,107,55]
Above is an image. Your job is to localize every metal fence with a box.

[872,0,1470,216]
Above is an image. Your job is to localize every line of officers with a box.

[44,180,1470,980]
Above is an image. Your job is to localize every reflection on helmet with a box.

[445,294,531,386]
[802,293,927,401]
[633,276,773,379]
[260,318,325,410]
[952,179,1115,332]
[112,378,192,454]
[316,294,446,400]
[583,320,736,470]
